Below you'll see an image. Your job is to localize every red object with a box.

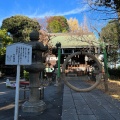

[20,81,29,85]
[46,72,53,77]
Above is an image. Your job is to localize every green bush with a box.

[108,68,120,79]
[23,70,29,81]
[117,66,120,69]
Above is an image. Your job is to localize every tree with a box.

[100,20,120,44]
[100,20,120,68]
[82,15,90,33]
[46,16,69,33]
[86,0,120,49]
[34,17,48,30]
[1,15,40,42]
[0,29,13,64]
[0,29,13,55]
[67,18,79,33]
[67,16,90,35]
[87,0,120,22]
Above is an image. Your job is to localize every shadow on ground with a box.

[0,78,64,120]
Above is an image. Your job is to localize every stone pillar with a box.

[29,72,41,102]
[22,30,48,112]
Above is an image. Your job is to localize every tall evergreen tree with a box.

[100,20,120,67]
[1,15,40,42]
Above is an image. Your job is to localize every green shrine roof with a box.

[49,33,100,48]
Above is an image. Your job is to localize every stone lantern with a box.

[22,30,48,112]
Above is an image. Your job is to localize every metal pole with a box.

[103,48,109,76]
[14,65,20,120]
[103,48,109,92]
[57,47,61,78]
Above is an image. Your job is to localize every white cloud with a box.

[58,5,88,16]
[29,5,88,18]
[0,5,88,26]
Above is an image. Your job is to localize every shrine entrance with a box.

[62,52,103,92]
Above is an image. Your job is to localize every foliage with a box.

[117,65,120,69]
[100,20,120,64]
[67,18,79,32]
[23,70,29,81]
[46,16,69,33]
[87,0,120,22]
[1,15,40,42]
[100,20,120,44]
[108,68,120,79]
[91,0,120,11]
[0,29,13,56]
[33,17,48,30]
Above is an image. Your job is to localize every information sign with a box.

[5,43,32,65]
[5,43,32,120]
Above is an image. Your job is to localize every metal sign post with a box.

[5,43,32,120]
[14,64,20,120]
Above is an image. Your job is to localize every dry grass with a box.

[87,79,120,101]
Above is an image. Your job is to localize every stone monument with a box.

[22,30,48,112]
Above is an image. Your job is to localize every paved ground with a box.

[1,76,120,120]
[0,77,63,120]
[62,76,120,120]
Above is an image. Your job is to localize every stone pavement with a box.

[0,77,63,120]
[1,76,120,120]
[61,76,120,120]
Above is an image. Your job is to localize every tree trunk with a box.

[104,73,109,92]
[114,61,116,69]
[117,11,120,23]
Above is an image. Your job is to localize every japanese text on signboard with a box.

[5,43,32,65]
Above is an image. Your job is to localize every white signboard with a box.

[5,43,32,120]
[5,43,32,65]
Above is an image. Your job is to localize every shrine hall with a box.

[46,33,103,76]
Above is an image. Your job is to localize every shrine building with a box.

[46,32,102,75]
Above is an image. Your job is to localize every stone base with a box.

[22,100,46,112]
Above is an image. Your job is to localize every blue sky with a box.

[0,0,118,34]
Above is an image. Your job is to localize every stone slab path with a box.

[1,76,120,120]
[61,76,120,120]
